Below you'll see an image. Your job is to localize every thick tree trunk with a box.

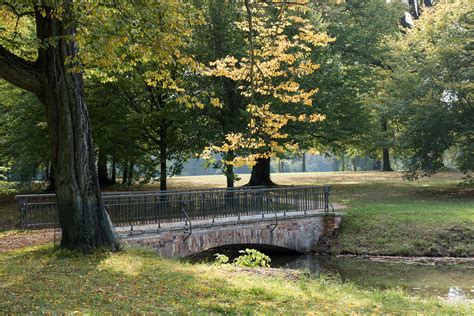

[97,150,110,187]
[160,153,167,191]
[247,157,274,186]
[34,4,117,251]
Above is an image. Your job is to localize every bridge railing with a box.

[15,185,331,229]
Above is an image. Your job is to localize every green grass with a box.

[166,171,474,256]
[0,245,472,314]
[1,171,473,254]
[0,172,473,313]
[321,172,474,256]
[0,181,19,231]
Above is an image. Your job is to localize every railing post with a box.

[20,199,27,230]
[129,193,133,232]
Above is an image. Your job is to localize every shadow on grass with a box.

[1,245,467,314]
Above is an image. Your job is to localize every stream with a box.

[189,246,474,302]
[274,254,474,302]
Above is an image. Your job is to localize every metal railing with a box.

[15,185,332,230]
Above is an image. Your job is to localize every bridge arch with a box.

[121,213,342,258]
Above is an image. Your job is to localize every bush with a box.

[213,253,230,265]
[233,249,271,268]
[213,249,272,268]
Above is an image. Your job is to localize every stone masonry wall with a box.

[122,214,342,258]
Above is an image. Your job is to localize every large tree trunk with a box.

[6,3,118,251]
[0,3,117,251]
[247,157,274,186]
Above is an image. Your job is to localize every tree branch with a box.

[0,45,43,94]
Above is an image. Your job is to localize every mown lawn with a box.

[0,172,473,313]
[0,245,472,314]
[165,172,474,256]
[2,172,473,255]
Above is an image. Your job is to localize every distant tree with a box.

[383,0,473,180]
[193,0,248,188]
[82,1,210,190]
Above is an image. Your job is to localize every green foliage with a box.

[0,166,9,181]
[382,0,473,178]
[0,80,49,182]
[213,253,230,265]
[214,249,272,268]
[233,249,271,268]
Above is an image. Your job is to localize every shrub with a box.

[213,253,230,265]
[233,249,271,268]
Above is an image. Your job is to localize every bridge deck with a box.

[115,207,344,238]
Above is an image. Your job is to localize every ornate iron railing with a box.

[15,185,332,230]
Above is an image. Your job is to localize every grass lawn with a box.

[0,172,473,313]
[1,172,473,255]
[0,245,472,314]
[164,172,474,256]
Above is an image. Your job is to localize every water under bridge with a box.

[16,186,342,258]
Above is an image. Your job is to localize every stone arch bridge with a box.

[16,186,342,258]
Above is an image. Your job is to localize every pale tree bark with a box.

[0,2,117,251]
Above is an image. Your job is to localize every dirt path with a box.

[0,230,56,253]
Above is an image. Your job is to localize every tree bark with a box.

[159,128,167,191]
[225,151,235,188]
[381,119,393,171]
[111,158,116,185]
[0,2,117,251]
[302,152,306,172]
[97,150,110,187]
[382,147,393,171]
[247,157,274,186]
[122,160,129,185]
[38,5,116,250]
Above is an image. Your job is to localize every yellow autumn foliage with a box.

[204,1,333,166]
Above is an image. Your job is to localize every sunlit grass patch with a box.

[1,245,472,314]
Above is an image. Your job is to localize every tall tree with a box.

[384,0,473,180]
[205,1,332,186]
[0,2,117,250]
[193,0,248,188]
